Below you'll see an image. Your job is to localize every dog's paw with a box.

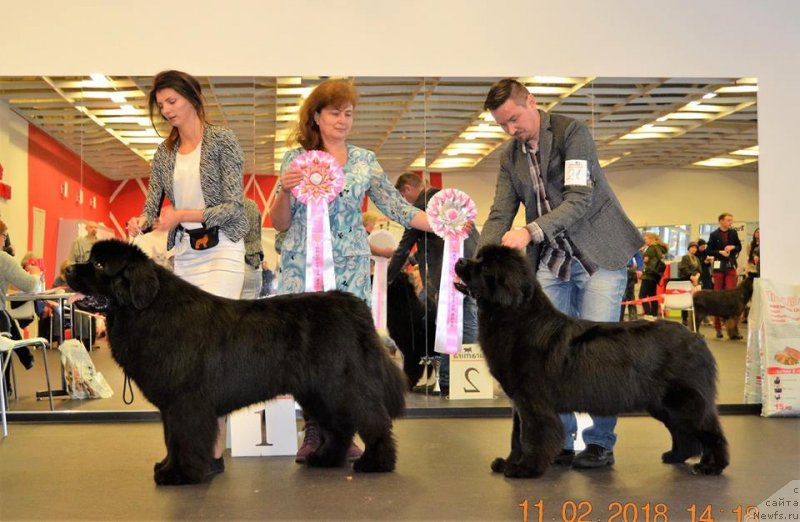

[154,465,196,486]
[154,457,168,472]
[353,456,395,473]
[661,450,690,464]
[306,452,345,468]
[490,458,507,473]
[503,462,545,479]
[691,463,724,476]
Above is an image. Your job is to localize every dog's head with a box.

[454,244,535,307]
[66,239,160,312]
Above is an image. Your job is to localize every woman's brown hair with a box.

[289,79,358,151]
[0,219,7,236]
[148,70,207,151]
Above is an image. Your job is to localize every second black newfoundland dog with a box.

[454,245,728,478]
[66,240,407,485]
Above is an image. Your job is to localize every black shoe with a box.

[715,331,724,339]
[554,449,575,466]
[206,457,225,478]
[572,444,614,469]
[730,334,744,341]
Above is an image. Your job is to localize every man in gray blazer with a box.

[479,79,643,469]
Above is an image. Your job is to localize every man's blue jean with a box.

[537,260,627,450]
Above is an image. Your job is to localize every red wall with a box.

[27,124,116,283]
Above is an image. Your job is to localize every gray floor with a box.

[1,415,798,521]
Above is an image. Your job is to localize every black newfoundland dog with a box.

[454,245,728,478]
[66,240,407,485]
[386,271,436,388]
[693,276,754,339]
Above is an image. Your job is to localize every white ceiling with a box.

[0,75,758,181]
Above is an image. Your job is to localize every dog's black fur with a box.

[454,245,728,478]
[66,240,407,485]
[386,272,436,388]
[693,276,754,339]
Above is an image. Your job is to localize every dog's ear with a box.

[110,260,159,309]
[124,261,160,309]
[490,273,532,308]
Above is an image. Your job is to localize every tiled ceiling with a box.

[0,75,758,181]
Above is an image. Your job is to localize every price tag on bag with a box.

[449,343,494,400]
[229,395,298,457]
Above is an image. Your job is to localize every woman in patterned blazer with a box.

[134,70,247,479]
[269,79,433,464]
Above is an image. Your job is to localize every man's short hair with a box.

[484,78,529,111]
[718,212,732,222]
[395,172,424,191]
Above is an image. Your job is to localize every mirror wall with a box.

[0,75,759,414]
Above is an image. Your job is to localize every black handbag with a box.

[185,226,220,250]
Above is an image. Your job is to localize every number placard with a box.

[449,343,494,400]
[229,395,298,457]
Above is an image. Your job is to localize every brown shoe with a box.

[295,421,321,463]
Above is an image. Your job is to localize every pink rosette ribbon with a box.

[290,150,345,292]
[368,229,398,335]
[427,189,477,355]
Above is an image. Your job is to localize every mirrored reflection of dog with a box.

[454,245,728,478]
[386,271,436,389]
[66,239,407,485]
[692,276,754,340]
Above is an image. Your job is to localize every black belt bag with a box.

[183,225,220,250]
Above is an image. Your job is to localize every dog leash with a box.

[122,372,135,405]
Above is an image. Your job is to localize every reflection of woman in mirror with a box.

[136,70,248,478]
[640,232,668,317]
[268,79,432,463]
[747,228,760,277]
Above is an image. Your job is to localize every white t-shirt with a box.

[173,144,205,230]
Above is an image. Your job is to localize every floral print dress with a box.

[276,144,420,305]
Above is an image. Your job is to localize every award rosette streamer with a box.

[368,229,398,335]
[290,150,344,292]
[427,189,477,354]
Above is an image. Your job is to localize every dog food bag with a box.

[752,279,800,417]
[744,279,763,403]
[58,339,114,400]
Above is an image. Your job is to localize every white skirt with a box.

[173,230,245,299]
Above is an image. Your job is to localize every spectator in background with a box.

[747,227,760,278]
[0,220,41,392]
[258,259,275,298]
[639,232,668,317]
[69,221,99,263]
[619,252,643,321]
[706,213,742,339]
[678,241,702,326]
[240,198,264,299]
[695,239,713,290]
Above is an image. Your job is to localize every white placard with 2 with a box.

[449,343,494,400]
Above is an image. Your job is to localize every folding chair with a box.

[1,334,51,437]
[662,280,696,331]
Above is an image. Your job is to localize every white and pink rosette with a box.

[290,150,344,292]
[368,229,398,335]
[427,189,477,355]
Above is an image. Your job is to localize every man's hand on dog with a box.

[501,228,532,250]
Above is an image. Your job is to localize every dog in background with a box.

[67,240,407,485]
[386,271,436,389]
[693,276,754,340]
[454,245,728,478]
